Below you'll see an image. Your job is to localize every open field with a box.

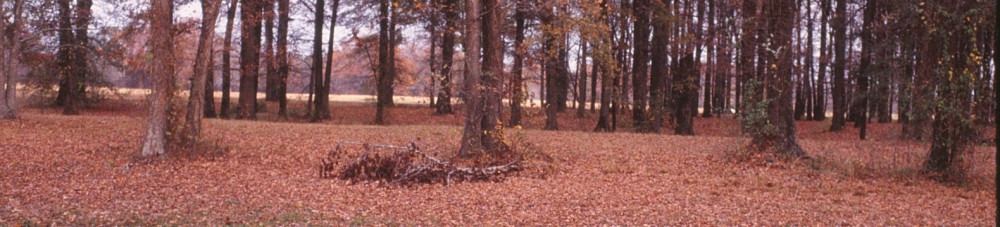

[1,99,996,225]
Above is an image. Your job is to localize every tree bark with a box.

[375,0,391,124]
[238,0,263,119]
[204,50,217,118]
[509,0,526,126]
[648,0,670,133]
[309,0,327,121]
[632,0,651,131]
[829,0,847,131]
[753,0,804,156]
[141,0,176,156]
[458,0,484,155]
[479,0,506,152]
[275,0,289,116]
[925,0,975,175]
[542,6,560,130]
[0,0,24,120]
[263,0,276,101]
[594,0,613,132]
[220,0,238,119]
[435,0,457,114]
[185,0,223,141]
[55,0,73,109]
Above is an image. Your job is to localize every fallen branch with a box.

[320,140,524,185]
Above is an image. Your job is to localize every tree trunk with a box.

[673,55,695,135]
[594,0,613,132]
[632,0,651,130]
[55,0,73,109]
[184,0,223,142]
[702,0,714,118]
[542,7,559,131]
[925,0,975,176]
[320,0,339,121]
[375,0,391,124]
[576,41,587,118]
[813,0,827,121]
[0,0,24,120]
[479,0,506,152]
[63,0,91,115]
[220,0,237,119]
[856,0,876,140]
[276,0,289,116]
[509,0,526,126]
[204,50,217,118]
[458,0,484,155]
[750,0,804,156]
[263,0,276,101]
[829,0,847,131]
[141,0,176,156]
[648,0,670,133]
[435,0,457,114]
[238,0,263,119]
[309,0,326,121]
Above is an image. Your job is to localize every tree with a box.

[509,0,527,126]
[673,55,696,135]
[829,0,846,131]
[435,0,457,114]
[813,0,829,121]
[375,0,392,124]
[220,0,238,119]
[141,0,177,156]
[238,0,263,119]
[275,0,290,116]
[749,0,804,156]
[458,0,507,156]
[594,0,614,132]
[0,0,25,120]
[310,0,328,121]
[184,0,224,141]
[631,0,652,131]
[55,0,73,111]
[64,0,91,115]
[320,0,340,121]
[924,0,977,177]
[648,0,670,133]
[541,4,561,130]
[263,0,277,102]
[855,0,876,140]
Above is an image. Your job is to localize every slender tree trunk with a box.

[428,2,438,108]
[649,0,670,133]
[276,0,289,116]
[829,0,847,131]
[238,0,263,119]
[594,0,613,132]
[509,0,526,126]
[435,0,457,114]
[309,0,326,121]
[542,6,559,130]
[576,41,587,118]
[320,0,339,121]
[856,0,876,140]
[141,0,176,156]
[185,0,223,141]
[263,0,276,101]
[702,0,714,118]
[375,0,391,124]
[220,0,237,119]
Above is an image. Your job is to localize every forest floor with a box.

[1,99,996,225]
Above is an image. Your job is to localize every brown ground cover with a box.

[1,100,995,225]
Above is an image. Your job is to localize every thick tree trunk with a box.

[184,0,223,141]
[141,0,175,156]
[64,0,91,115]
[458,0,484,155]
[479,0,506,152]
[509,0,526,126]
[648,0,670,133]
[737,0,757,128]
[673,55,695,135]
[829,0,847,131]
[435,0,457,114]
[925,0,975,175]
[55,0,73,109]
[220,0,238,119]
[238,0,263,119]
[632,0,651,130]
[754,0,804,156]
[0,0,24,120]
[275,0,289,116]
